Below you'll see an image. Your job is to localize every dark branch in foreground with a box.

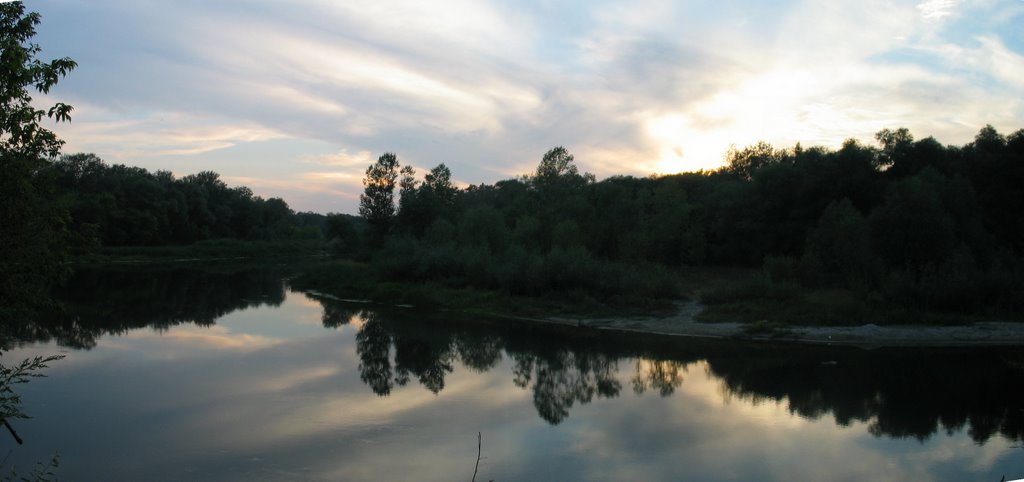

[472,431,481,482]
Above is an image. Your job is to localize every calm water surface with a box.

[3,264,1023,481]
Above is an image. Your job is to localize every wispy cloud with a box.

[31,0,1024,212]
[917,0,962,20]
[55,104,288,158]
[301,150,376,168]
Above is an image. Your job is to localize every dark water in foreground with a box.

[3,264,1024,481]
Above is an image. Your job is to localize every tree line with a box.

[50,153,332,248]
[4,2,1023,320]
[348,126,1024,314]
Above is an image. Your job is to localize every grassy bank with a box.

[290,259,679,319]
[295,261,1017,326]
[72,239,326,264]
[69,244,1019,327]
[690,268,986,326]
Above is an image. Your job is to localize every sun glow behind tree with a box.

[15,1,1021,213]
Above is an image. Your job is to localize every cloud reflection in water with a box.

[6,266,1023,480]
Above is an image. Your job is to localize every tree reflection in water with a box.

[335,302,622,424]
[705,349,1024,443]
[16,265,1024,446]
[3,264,289,350]
[511,350,621,424]
[330,307,460,396]
[631,359,687,396]
[355,313,398,396]
[326,298,1024,442]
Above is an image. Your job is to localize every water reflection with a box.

[334,306,624,424]
[3,264,290,349]
[706,349,1024,444]
[631,359,687,396]
[11,264,1024,448]
[316,298,1024,441]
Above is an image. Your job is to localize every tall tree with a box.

[723,141,780,180]
[359,153,400,237]
[398,164,417,195]
[423,163,455,206]
[875,127,913,171]
[535,146,578,184]
[395,162,457,236]
[395,164,418,227]
[0,3,76,321]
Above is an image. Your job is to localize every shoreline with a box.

[306,290,1024,348]
[469,301,1024,348]
[306,290,1024,349]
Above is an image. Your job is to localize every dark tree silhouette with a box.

[0,3,76,322]
[359,153,400,238]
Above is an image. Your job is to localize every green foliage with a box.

[424,218,456,245]
[68,240,322,269]
[359,152,400,237]
[51,155,309,247]
[723,141,781,180]
[511,215,542,252]
[0,4,76,159]
[875,127,914,170]
[363,225,678,304]
[0,5,75,321]
[423,163,456,205]
[869,170,957,269]
[345,129,1024,320]
[530,147,595,219]
[0,354,64,422]
[877,247,1023,315]
[534,146,579,185]
[802,198,875,288]
[550,220,582,250]
[325,213,362,256]
[394,163,458,236]
[3,454,60,482]
[458,205,510,252]
[398,164,417,194]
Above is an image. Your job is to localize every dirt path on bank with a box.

[569,301,1024,348]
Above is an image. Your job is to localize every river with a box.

[2,263,1022,481]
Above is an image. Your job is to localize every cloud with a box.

[31,0,1024,213]
[917,0,962,20]
[99,325,280,355]
[301,149,375,168]
[965,36,1024,88]
[53,102,288,158]
[223,173,362,207]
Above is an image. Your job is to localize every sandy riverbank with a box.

[306,290,1024,348]
[568,301,1024,348]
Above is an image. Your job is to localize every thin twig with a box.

[472,431,481,482]
[3,420,22,445]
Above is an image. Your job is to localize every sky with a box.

[26,0,1024,214]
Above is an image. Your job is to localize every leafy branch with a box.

[0,354,64,444]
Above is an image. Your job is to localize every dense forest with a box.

[49,153,335,248]
[24,124,1023,319]
[3,0,1023,324]
[342,125,1024,316]
[16,126,1024,321]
